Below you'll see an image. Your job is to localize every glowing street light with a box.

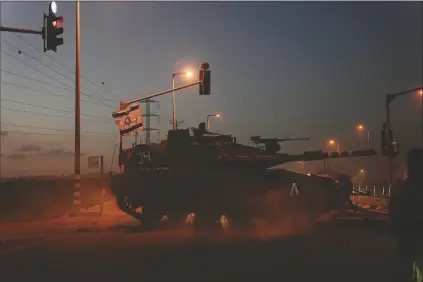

[49,1,57,14]
[328,139,340,153]
[360,168,365,173]
[356,124,371,148]
[171,70,193,129]
[207,113,221,130]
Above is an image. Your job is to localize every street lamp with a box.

[207,113,221,130]
[171,70,192,129]
[356,124,371,148]
[328,139,340,153]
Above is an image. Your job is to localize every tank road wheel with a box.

[225,214,255,231]
[140,207,165,231]
[116,196,143,221]
[193,212,223,232]
[161,212,193,228]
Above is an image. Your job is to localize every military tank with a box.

[110,122,377,230]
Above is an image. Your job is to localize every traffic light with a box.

[44,11,64,52]
[391,141,400,156]
[381,127,400,156]
[380,129,390,156]
[199,69,211,95]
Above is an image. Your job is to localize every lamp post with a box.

[356,124,371,148]
[171,71,192,130]
[206,113,221,130]
[420,89,423,144]
[328,139,340,153]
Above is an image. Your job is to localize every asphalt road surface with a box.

[0,200,401,282]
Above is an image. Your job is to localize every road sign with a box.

[88,156,100,168]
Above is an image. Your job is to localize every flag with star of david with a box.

[112,103,144,136]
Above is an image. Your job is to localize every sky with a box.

[0,1,422,179]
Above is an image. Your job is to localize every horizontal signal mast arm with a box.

[0,26,42,35]
[120,79,203,110]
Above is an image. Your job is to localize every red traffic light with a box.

[52,16,64,27]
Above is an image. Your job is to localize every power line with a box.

[1,106,112,124]
[3,40,76,91]
[1,97,112,121]
[1,123,116,136]
[2,39,117,105]
[1,68,73,92]
[1,48,74,91]
[1,70,115,111]
[12,33,117,101]
[0,47,114,108]
[2,129,117,138]
[1,80,114,109]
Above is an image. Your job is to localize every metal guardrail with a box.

[353,184,392,197]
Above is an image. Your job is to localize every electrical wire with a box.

[12,33,117,101]
[1,80,114,109]
[1,106,112,124]
[2,39,117,105]
[1,97,112,121]
[0,47,114,108]
[1,129,117,138]
[1,123,116,136]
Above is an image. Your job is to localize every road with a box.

[0,199,402,282]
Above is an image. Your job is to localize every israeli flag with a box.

[112,103,144,136]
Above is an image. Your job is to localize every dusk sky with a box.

[0,1,422,178]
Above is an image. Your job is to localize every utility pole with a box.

[72,0,82,214]
[140,99,159,144]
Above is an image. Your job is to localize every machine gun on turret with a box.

[250,136,310,154]
[192,122,235,145]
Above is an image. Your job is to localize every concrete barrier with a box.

[0,175,112,222]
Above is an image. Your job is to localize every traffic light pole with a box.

[384,86,423,193]
[119,64,210,110]
[0,26,42,35]
[119,79,203,110]
[385,97,394,192]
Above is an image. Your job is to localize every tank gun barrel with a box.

[219,149,378,167]
[273,137,309,142]
[250,136,309,144]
